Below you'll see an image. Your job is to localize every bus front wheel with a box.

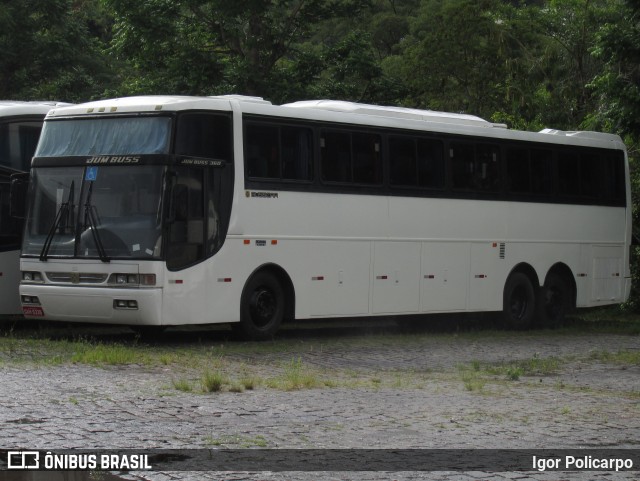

[238,271,285,340]
[502,272,536,329]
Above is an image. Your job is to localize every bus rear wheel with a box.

[537,273,571,327]
[502,272,536,329]
[238,271,284,340]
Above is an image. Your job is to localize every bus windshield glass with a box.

[23,165,165,260]
[36,117,171,157]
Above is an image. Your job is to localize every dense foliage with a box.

[2,0,640,307]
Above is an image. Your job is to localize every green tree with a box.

[0,0,114,101]
[382,0,621,130]
[106,0,372,101]
[590,0,640,310]
[589,0,640,136]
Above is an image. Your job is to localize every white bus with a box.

[17,95,630,338]
[0,101,69,315]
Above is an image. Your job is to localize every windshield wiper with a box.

[40,181,74,261]
[82,181,110,263]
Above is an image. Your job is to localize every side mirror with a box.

[10,172,29,219]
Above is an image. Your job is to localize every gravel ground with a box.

[0,318,638,481]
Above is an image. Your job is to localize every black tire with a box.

[537,273,571,327]
[502,272,536,329]
[130,325,166,339]
[237,271,285,340]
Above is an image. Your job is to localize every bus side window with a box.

[558,151,580,197]
[530,149,553,195]
[246,124,279,178]
[353,133,381,185]
[581,153,600,199]
[603,152,626,203]
[506,147,530,193]
[417,139,444,188]
[451,142,475,190]
[176,113,232,161]
[281,126,313,181]
[389,137,417,186]
[321,131,351,183]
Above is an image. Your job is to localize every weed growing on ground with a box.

[71,343,146,365]
[266,357,322,390]
[172,378,193,392]
[589,349,640,365]
[201,370,226,392]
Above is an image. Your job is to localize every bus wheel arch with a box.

[502,264,539,330]
[537,263,575,327]
[236,264,295,340]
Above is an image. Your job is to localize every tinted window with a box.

[451,142,499,191]
[176,113,232,160]
[246,123,313,181]
[530,149,553,195]
[506,148,529,193]
[281,126,313,181]
[352,133,382,184]
[390,136,443,188]
[321,131,351,183]
[0,122,42,171]
[246,124,279,178]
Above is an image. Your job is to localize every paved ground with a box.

[0,318,638,480]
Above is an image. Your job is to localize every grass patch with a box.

[460,370,486,392]
[478,355,561,379]
[266,357,323,390]
[589,349,640,366]
[201,370,226,392]
[458,354,560,389]
[71,343,147,365]
[204,434,268,448]
[172,378,194,392]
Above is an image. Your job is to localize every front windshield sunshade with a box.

[23,166,165,260]
[36,117,171,157]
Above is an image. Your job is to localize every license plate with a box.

[23,306,44,317]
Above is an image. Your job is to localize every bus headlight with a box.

[108,273,156,286]
[22,271,43,283]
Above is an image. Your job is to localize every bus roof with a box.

[0,101,71,117]
[45,95,624,149]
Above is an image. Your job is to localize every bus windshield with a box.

[36,117,171,157]
[23,165,166,260]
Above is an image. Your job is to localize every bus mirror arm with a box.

[9,172,29,219]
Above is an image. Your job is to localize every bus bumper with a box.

[19,285,163,326]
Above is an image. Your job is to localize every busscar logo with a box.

[245,190,279,199]
[8,451,39,469]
